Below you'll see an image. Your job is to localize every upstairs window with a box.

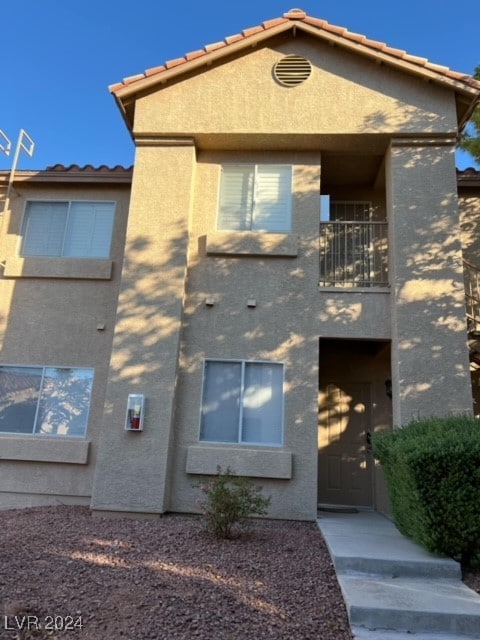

[21,201,115,258]
[200,359,284,446]
[217,165,292,232]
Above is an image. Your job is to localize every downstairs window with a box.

[200,359,284,446]
[0,366,94,437]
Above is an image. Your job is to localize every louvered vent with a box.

[274,55,312,87]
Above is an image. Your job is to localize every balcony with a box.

[464,259,480,334]
[319,221,388,288]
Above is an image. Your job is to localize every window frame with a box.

[20,199,116,259]
[217,164,293,233]
[199,358,285,447]
[0,364,95,439]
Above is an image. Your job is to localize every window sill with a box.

[4,257,113,280]
[0,435,90,464]
[186,445,292,479]
[205,232,298,257]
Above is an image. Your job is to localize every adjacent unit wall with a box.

[0,179,130,509]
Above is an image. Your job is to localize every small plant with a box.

[195,466,271,539]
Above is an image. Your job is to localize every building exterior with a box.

[1,10,480,520]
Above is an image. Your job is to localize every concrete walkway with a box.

[317,511,480,640]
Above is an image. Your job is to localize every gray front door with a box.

[318,381,373,507]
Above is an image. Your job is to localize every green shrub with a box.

[195,466,271,539]
[373,415,480,567]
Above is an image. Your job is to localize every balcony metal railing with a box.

[319,221,388,288]
[464,259,480,333]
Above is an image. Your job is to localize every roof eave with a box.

[0,168,133,185]
[110,20,295,101]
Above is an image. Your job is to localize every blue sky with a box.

[2,0,479,171]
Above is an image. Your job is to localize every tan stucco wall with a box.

[165,150,390,521]
[387,141,473,425]
[459,186,480,264]
[91,143,196,514]
[0,182,130,508]
[134,34,458,144]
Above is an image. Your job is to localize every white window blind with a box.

[218,165,292,232]
[200,360,284,446]
[22,202,68,256]
[21,201,115,258]
[254,166,291,231]
[218,166,254,231]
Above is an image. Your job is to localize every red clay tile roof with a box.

[0,165,133,185]
[110,9,480,97]
[46,164,133,173]
[457,167,480,185]
[458,167,480,176]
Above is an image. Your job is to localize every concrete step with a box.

[340,574,480,638]
[319,511,461,580]
[318,512,480,639]
[331,542,460,579]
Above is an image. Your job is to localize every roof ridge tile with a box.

[109,10,480,97]
[204,41,227,53]
[145,65,166,76]
[303,16,327,28]
[224,33,244,44]
[381,45,407,57]
[283,9,307,19]
[262,18,288,29]
[185,50,206,61]
[122,73,146,85]
[322,23,347,36]
[242,25,265,37]
[426,61,450,73]
[165,57,186,69]
[403,54,428,65]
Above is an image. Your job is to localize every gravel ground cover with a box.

[0,506,353,640]
[464,569,480,596]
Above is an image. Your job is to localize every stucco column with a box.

[386,139,472,427]
[91,139,196,514]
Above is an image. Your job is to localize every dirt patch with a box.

[0,506,353,640]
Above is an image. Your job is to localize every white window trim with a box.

[0,363,94,439]
[199,358,285,447]
[19,199,116,259]
[217,164,293,233]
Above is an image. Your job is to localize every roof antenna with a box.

[1,128,35,214]
[0,130,12,157]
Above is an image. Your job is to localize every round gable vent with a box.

[273,55,312,87]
